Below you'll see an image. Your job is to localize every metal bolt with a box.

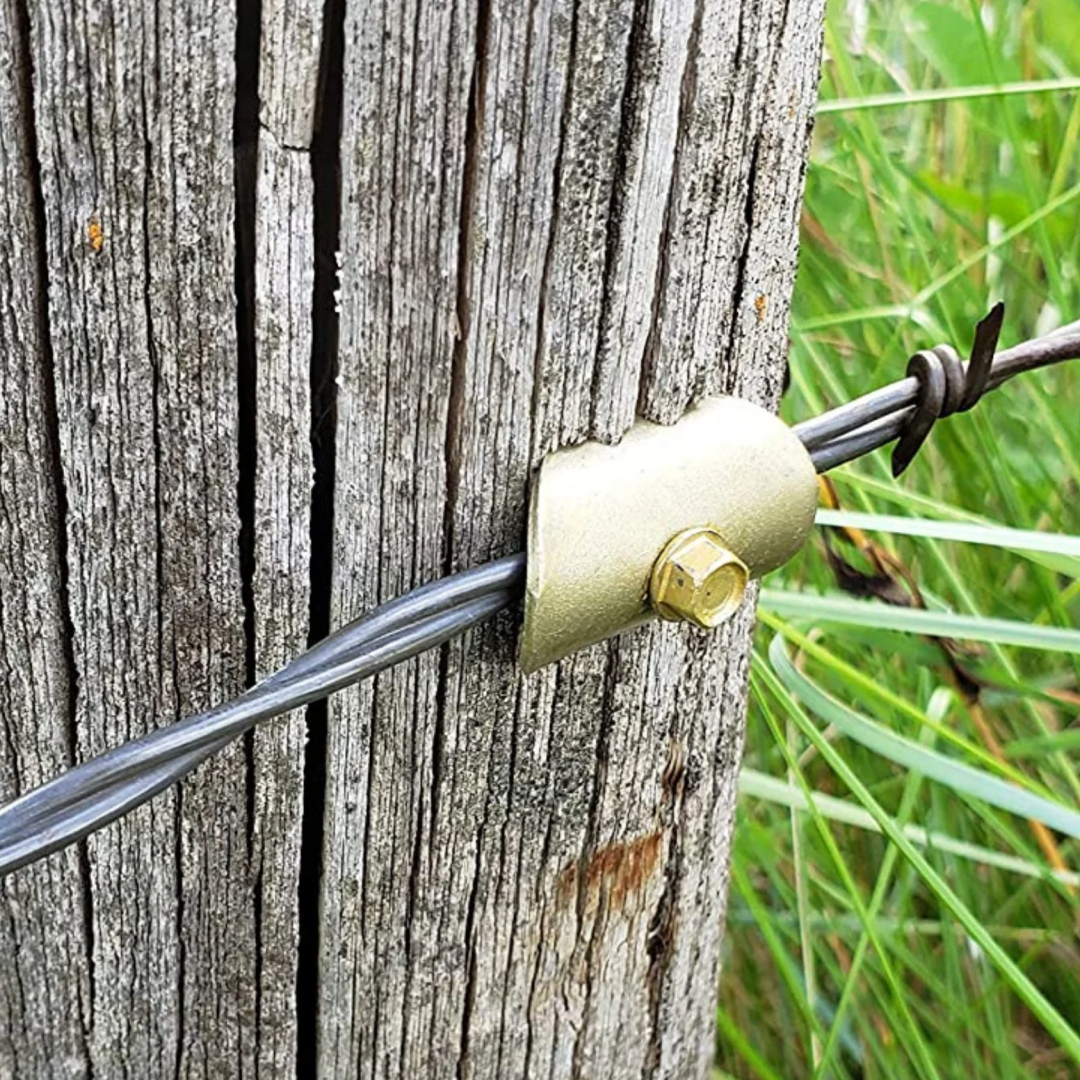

[649,528,749,629]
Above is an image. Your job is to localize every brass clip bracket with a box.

[518,396,818,672]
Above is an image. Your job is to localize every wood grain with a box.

[0,1,91,1075]
[0,0,823,1075]
[320,1,824,1077]
[26,1,253,1074]
[247,0,323,1070]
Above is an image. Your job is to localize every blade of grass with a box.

[814,508,1080,577]
[766,632,1080,839]
[816,740,925,1080]
[818,77,1080,114]
[760,588,1080,655]
[728,909,1067,945]
[751,670,943,1080]
[911,181,1080,305]
[716,1008,786,1080]
[786,716,822,1070]
[755,681,934,1079]
[885,532,1080,805]
[794,303,925,333]
[1006,728,1080,756]
[758,612,1054,794]
[812,479,1080,803]
[739,768,1080,887]
[756,645,1080,1068]
[964,0,1067,308]
[731,859,836,1063]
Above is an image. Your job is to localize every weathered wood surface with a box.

[321,1,824,1078]
[11,1,254,1076]
[0,2,90,1075]
[0,0,823,1076]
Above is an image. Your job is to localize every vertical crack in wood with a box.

[1,902,29,1076]
[359,0,401,942]
[138,33,166,723]
[399,684,427,1079]
[296,0,344,1071]
[426,0,470,866]
[132,14,188,1071]
[643,682,694,1080]
[718,4,760,396]
[492,677,528,1073]
[234,0,261,820]
[455,847,483,1080]
[590,0,651,436]
[233,0,262,1067]
[569,643,621,1080]
[528,0,578,469]
[445,7,492,1075]
[171,647,186,1080]
[721,135,762,395]
[638,0,705,412]
[643,788,681,1079]
[453,653,513,1080]
[10,0,95,1066]
[521,800,558,1077]
[398,0,435,1065]
[444,0,491,568]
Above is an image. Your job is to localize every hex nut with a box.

[649,528,749,629]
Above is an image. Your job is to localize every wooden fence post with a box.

[0,0,824,1076]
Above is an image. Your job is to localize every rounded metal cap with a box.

[518,395,818,672]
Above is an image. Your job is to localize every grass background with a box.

[718,2,1080,1077]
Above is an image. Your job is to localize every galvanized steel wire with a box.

[2,312,1078,875]
[794,314,1080,470]
[0,557,526,874]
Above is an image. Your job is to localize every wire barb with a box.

[891,302,1005,476]
[795,308,1080,472]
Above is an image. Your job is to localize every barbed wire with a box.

[2,307,1078,876]
[795,307,1080,471]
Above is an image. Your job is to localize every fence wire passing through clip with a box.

[2,305,1079,875]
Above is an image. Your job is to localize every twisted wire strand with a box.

[2,311,1079,875]
[794,313,1080,467]
[0,555,524,838]
[0,558,526,875]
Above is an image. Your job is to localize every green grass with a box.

[718,2,1080,1078]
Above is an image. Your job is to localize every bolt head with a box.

[649,528,749,629]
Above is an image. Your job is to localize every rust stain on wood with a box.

[87,213,104,253]
[556,830,663,914]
